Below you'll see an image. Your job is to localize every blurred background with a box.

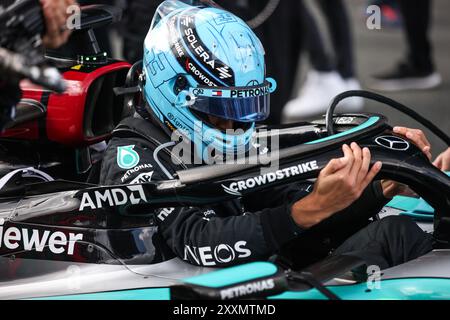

[88,0,450,155]
[346,0,449,155]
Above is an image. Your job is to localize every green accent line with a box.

[183,262,278,288]
[306,116,380,145]
[31,288,170,301]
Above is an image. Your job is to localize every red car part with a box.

[2,60,131,147]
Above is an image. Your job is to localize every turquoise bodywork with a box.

[270,278,450,300]
[387,196,434,214]
[32,288,171,300]
[387,196,434,221]
[386,172,450,221]
[34,278,450,300]
[183,262,277,288]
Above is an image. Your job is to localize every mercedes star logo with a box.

[375,136,410,151]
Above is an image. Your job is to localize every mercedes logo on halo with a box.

[375,136,410,151]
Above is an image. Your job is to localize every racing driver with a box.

[100,0,433,271]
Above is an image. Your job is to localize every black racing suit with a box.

[99,115,433,269]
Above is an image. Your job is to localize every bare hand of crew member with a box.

[291,143,382,229]
[434,148,450,171]
[40,0,77,48]
[380,127,432,198]
[392,127,432,159]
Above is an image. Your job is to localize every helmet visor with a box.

[181,78,277,122]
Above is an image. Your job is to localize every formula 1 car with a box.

[1,3,450,301]
[1,94,450,300]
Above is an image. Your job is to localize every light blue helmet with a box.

[142,0,276,161]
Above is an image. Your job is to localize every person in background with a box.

[40,0,76,48]
[0,0,75,129]
[368,0,402,28]
[283,0,363,120]
[216,0,305,125]
[370,0,442,91]
[120,0,162,63]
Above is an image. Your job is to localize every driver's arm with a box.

[291,143,382,229]
[100,140,382,268]
[157,204,303,267]
[159,143,384,267]
[100,137,306,267]
[243,180,387,220]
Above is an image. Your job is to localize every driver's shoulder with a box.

[99,136,172,185]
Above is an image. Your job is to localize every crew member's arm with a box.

[382,127,433,198]
[40,0,76,48]
[157,203,302,267]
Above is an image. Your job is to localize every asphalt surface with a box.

[292,0,450,155]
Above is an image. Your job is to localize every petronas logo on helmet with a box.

[117,145,140,170]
